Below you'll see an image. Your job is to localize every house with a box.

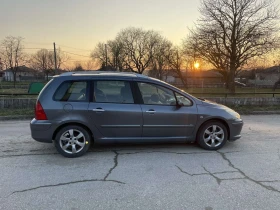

[239,66,280,87]
[184,70,224,87]
[2,66,40,81]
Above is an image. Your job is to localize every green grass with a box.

[0,81,47,85]
[185,87,277,92]
[0,109,34,117]
[0,88,28,94]
[228,105,280,115]
[185,87,275,93]
[183,87,280,98]
[0,88,37,98]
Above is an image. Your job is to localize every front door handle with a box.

[146,109,156,114]
[93,108,105,112]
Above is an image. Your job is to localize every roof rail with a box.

[59,71,118,76]
[58,71,148,77]
[59,72,74,76]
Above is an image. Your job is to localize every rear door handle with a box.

[93,108,105,112]
[146,110,156,114]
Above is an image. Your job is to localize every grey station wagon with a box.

[30,71,243,157]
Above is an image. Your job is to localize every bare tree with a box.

[90,42,109,69]
[50,48,70,69]
[166,46,188,88]
[84,60,95,70]
[107,39,127,71]
[0,57,3,70]
[91,40,126,71]
[152,38,173,79]
[1,36,26,86]
[73,62,84,71]
[186,0,279,93]
[30,49,53,79]
[91,28,173,74]
[116,27,161,74]
[182,44,209,71]
[30,48,70,79]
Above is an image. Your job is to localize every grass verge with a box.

[0,109,34,117]
[228,105,280,115]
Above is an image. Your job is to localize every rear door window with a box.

[54,81,88,102]
[94,81,134,104]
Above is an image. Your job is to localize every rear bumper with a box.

[228,119,243,141]
[30,118,54,143]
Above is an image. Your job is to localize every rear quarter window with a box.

[53,81,88,102]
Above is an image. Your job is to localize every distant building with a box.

[239,66,280,87]
[2,66,40,81]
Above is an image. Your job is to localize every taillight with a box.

[35,101,47,120]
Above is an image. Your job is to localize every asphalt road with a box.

[0,115,280,210]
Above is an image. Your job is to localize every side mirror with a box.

[176,101,184,107]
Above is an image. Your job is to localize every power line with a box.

[24,41,52,46]
[62,51,90,58]
[57,44,92,52]
[2,42,93,54]
[0,47,52,51]
[24,48,53,50]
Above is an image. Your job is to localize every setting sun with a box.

[194,62,200,69]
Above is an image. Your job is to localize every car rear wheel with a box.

[197,121,228,150]
[54,125,91,158]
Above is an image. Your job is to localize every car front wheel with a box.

[197,121,228,150]
[54,125,91,158]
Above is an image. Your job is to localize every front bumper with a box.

[30,118,54,143]
[228,119,243,141]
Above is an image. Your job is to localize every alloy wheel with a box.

[59,129,86,154]
[203,125,225,148]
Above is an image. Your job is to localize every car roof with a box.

[58,71,150,79]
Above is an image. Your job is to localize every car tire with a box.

[54,125,91,158]
[197,121,228,150]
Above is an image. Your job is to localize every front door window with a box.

[137,82,176,106]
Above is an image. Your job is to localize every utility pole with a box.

[105,44,108,67]
[53,42,57,75]
[0,57,3,71]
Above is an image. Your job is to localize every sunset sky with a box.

[1,0,280,67]
[0,0,201,64]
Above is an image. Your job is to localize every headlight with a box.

[226,109,240,119]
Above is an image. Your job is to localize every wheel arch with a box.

[52,122,94,142]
